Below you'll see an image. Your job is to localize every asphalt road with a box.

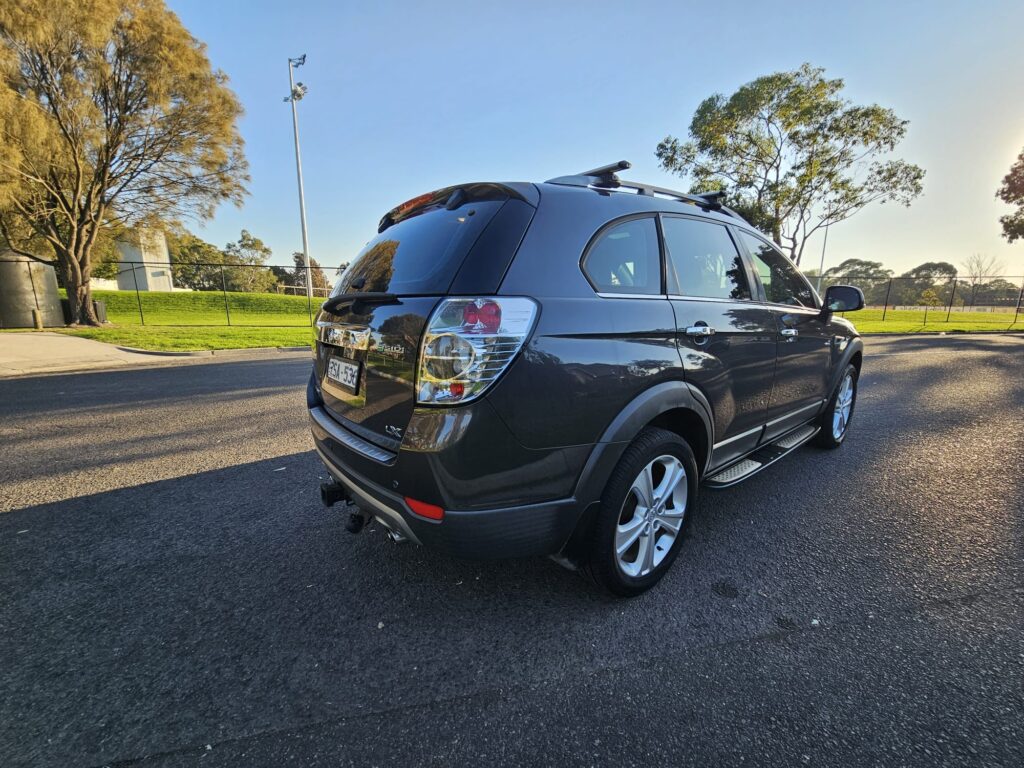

[2,334,1023,767]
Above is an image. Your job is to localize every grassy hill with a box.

[54,325,314,351]
[91,289,315,327]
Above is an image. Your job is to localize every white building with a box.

[114,230,175,292]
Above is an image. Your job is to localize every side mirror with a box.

[823,285,865,314]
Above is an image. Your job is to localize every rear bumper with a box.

[310,406,584,558]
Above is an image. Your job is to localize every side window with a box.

[582,217,661,295]
[662,217,751,301]
[738,232,817,308]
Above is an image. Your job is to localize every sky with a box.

[167,0,1024,276]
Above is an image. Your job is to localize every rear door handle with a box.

[780,328,798,339]
[685,325,716,338]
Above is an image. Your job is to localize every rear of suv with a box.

[308,161,864,596]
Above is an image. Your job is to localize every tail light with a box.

[417,297,538,405]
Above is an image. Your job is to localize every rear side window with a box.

[738,232,817,308]
[662,217,751,301]
[332,200,504,296]
[582,217,661,295]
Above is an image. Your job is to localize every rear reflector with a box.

[405,496,445,521]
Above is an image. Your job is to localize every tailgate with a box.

[312,182,537,449]
[315,297,439,448]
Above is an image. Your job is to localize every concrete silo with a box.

[0,251,65,328]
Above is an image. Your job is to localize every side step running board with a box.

[704,424,819,489]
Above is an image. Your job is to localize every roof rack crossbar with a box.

[545,161,748,224]
[545,159,631,189]
[612,180,745,222]
[578,160,631,180]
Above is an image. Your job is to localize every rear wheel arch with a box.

[646,408,709,479]
[591,380,713,475]
[561,388,711,569]
[565,382,712,554]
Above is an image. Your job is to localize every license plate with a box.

[327,357,360,394]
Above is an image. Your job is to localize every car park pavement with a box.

[1,333,1022,766]
[0,332,312,378]
[0,332,169,377]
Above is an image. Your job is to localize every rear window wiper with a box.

[321,292,398,315]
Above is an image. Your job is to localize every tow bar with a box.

[319,481,369,533]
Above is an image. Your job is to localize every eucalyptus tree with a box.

[0,0,248,324]
[997,149,1024,243]
[657,63,924,265]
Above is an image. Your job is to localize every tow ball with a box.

[319,481,369,533]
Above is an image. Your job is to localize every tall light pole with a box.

[284,54,312,308]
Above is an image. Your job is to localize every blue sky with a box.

[168,0,1024,275]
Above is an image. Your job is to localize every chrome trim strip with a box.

[314,446,421,545]
[314,323,371,349]
[666,294,761,305]
[765,400,824,428]
[326,407,402,453]
[663,294,820,312]
[760,304,820,313]
[712,424,763,450]
[595,292,668,300]
[309,406,397,464]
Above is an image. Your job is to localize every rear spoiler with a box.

[377,182,538,233]
[321,292,398,315]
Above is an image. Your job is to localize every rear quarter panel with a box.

[491,184,702,450]
[485,296,681,449]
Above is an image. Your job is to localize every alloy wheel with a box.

[832,373,855,440]
[615,454,687,578]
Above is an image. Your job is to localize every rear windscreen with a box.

[331,200,505,296]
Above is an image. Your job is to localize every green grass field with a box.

[841,308,1023,334]
[1,325,313,351]
[4,289,1021,351]
[55,325,314,351]
[0,289,316,351]
[90,288,315,327]
[39,289,316,350]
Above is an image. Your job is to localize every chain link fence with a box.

[98,261,332,327]
[814,274,1024,326]
[90,262,1024,330]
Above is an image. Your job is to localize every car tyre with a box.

[814,363,858,449]
[584,427,698,597]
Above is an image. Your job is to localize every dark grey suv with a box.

[308,161,864,596]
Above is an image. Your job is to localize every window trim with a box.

[734,229,821,310]
[658,213,757,303]
[579,213,665,297]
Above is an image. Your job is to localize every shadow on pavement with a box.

[0,451,606,766]
[0,356,313,416]
[865,332,1024,352]
[2,335,1023,766]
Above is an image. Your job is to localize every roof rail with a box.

[545,161,748,224]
